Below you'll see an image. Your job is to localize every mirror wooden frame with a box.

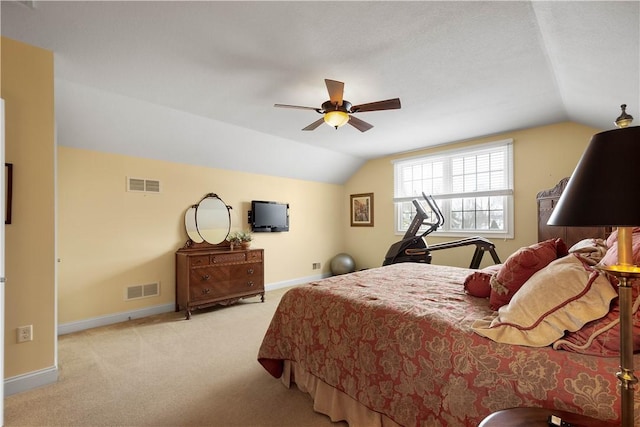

[183,193,232,249]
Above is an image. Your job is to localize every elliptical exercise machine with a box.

[382,193,501,268]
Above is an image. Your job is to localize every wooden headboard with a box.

[537,178,611,247]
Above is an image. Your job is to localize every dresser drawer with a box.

[189,276,263,301]
[189,254,211,267]
[188,267,219,287]
[189,263,263,282]
[211,252,247,264]
[228,262,263,279]
[213,278,262,299]
[189,280,218,302]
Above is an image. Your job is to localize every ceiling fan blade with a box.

[325,79,344,106]
[351,98,401,113]
[302,118,325,131]
[274,103,318,111]
[347,115,373,132]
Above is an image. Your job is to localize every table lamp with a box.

[548,105,640,427]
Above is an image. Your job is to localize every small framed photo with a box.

[5,163,12,225]
[350,193,374,227]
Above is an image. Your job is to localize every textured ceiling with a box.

[2,1,639,184]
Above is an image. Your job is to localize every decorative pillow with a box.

[568,238,608,266]
[489,238,568,310]
[599,228,640,267]
[553,279,640,356]
[473,254,617,347]
[463,264,502,298]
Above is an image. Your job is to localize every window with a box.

[393,139,514,238]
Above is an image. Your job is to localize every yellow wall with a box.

[1,37,56,378]
[344,122,599,269]
[57,147,345,323]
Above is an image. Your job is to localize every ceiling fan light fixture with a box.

[274,79,399,132]
[324,110,350,129]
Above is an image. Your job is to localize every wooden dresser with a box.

[175,242,264,319]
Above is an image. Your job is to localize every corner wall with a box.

[1,37,57,382]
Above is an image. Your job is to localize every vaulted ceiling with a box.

[2,1,639,184]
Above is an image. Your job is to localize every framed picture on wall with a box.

[5,163,12,225]
[350,193,373,227]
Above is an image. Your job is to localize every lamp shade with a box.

[548,126,640,227]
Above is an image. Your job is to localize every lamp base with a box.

[601,264,640,276]
[598,265,640,427]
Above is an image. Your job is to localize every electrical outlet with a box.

[312,262,321,270]
[17,325,33,343]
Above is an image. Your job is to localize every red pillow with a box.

[489,238,568,310]
[463,264,502,298]
[553,279,640,356]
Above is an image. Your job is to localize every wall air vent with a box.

[145,180,160,193]
[125,282,160,301]
[127,177,161,193]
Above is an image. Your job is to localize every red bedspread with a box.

[258,263,637,426]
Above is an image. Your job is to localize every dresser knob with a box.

[247,268,254,275]
[202,288,211,294]
[247,281,254,287]
[202,274,210,281]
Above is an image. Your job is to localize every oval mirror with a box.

[195,194,231,244]
[184,206,203,243]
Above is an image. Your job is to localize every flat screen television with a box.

[249,200,289,232]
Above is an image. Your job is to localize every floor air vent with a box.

[126,282,160,301]
[127,177,161,193]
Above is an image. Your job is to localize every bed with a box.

[257,179,639,426]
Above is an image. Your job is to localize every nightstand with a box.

[479,407,618,427]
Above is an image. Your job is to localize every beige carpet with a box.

[4,288,348,427]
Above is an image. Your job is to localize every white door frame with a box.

[1,97,7,425]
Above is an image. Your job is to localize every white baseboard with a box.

[58,274,330,336]
[58,303,176,335]
[265,273,329,291]
[5,366,58,396]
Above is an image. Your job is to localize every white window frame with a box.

[392,139,514,239]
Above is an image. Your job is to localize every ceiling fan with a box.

[274,79,401,132]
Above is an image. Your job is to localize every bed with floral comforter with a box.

[258,262,638,426]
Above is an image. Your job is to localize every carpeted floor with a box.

[4,287,348,427]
